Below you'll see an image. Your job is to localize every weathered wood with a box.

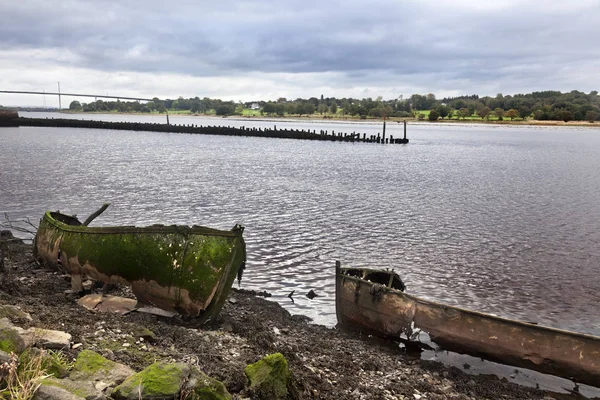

[336,265,600,387]
[82,203,110,226]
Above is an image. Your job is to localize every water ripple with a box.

[2,116,600,332]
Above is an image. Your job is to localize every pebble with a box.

[122,343,131,348]
[72,343,83,349]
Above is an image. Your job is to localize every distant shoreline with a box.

[20,109,600,128]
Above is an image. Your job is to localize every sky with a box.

[1,0,599,107]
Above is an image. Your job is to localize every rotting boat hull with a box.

[34,211,245,323]
[335,262,600,387]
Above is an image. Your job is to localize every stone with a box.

[70,350,134,387]
[131,327,155,342]
[244,353,290,400]
[33,385,86,400]
[183,366,232,400]
[0,304,33,322]
[40,378,101,400]
[0,326,26,354]
[0,349,10,362]
[113,362,191,400]
[24,327,72,350]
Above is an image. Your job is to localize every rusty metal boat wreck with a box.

[34,208,246,325]
[335,262,600,387]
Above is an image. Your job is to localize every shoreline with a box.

[50,110,600,128]
[1,234,597,399]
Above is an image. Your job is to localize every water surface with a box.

[2,113,599,334]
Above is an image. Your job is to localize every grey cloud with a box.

[1,0,600,96]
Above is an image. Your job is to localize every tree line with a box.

[63,90,600,122]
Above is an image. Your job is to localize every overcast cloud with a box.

[1,0,599,106]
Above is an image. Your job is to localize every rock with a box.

[24,327,72,350]
[0,326,26,354]
[244,353,290,399]
[70,350,134,387]
[0,349,10,362]
[113,361,191,400]
[0,304,33,322]
[40,378,101,400]
[131,327,155,342]
[183,366,232,400]
[33,384,86,400]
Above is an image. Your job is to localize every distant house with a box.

[250,103,260,110]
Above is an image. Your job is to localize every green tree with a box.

[298,102,315,116]
[330,102,338,114]
[69,101,82,111]
[458,108,471,120]
[262,102,277,115]
[505,109,519,120]
[586,110,599,122]
[436,105,450,119]
[477,106,491,120]
[428,109,440,121]
[215,104,235,116]
[467,103,476,116]
[519,106,531,120]
[317,104,329,115]
[340,100,349,115]
[494,108,504,121]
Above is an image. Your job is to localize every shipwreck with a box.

[34,206,246,324]
[335,261,600,387]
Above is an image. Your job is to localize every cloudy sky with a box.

[1,0,599,106]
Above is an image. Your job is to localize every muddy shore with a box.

[0,235,591,399]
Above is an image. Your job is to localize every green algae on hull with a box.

[34,211,246,323]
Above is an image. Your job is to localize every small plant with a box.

[0,351,51,400]
[46,350,74,374]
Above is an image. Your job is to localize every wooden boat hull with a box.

[34,211,246,323]
[335,263,600,387]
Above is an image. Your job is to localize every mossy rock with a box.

[0,327,26,354]
[41,377,98,399]
[185,367,231,400]
[71,350,114,378]
[71,349,133,386]
[113,362,190,400]
[131,327,156,342]
[0,305,32,322]
[19,348,70,379]
[244,353,290,399]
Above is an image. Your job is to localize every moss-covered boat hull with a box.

[335,262,600,387]
[34,211,245,323]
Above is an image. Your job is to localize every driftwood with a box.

[82,203,110,226]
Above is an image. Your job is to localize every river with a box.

[2,112,599,335]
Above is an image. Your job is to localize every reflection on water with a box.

[2,113,600,334]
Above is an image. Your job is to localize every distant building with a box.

[250,103,260,110]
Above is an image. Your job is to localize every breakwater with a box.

[13,116,410,144]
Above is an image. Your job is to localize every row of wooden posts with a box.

[10,115,409,144]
